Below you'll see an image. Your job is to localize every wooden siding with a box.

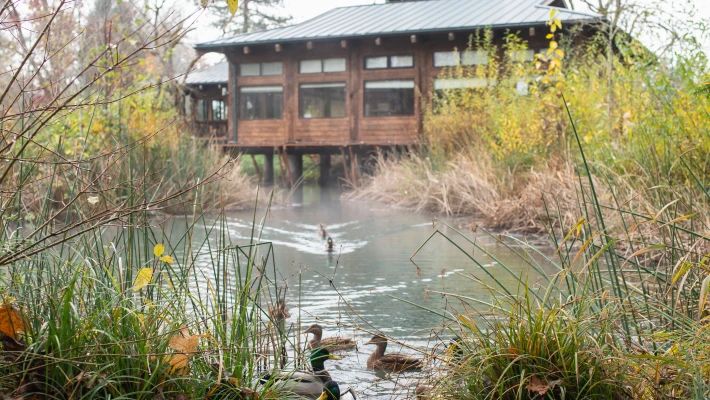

[223,27,555,148]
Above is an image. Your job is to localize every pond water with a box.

[176,186,553,398]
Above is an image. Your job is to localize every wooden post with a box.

[276,147,287,187]
[250,154,262,182]
[348,147,358,188]
[263,153,274,186]
[318,154,331,187]
[282,147,294,187]
[340,147,352,184]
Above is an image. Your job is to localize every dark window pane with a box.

[197,99,207,121]
[239,86,283,120]
[363,80,415,117]
[299,83,346,118]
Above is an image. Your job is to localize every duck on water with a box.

[365,334,423,371]
[262,347,358,399]
[304,324,356,352]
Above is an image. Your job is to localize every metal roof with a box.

[196,0,600,50]
[185,61,228,85]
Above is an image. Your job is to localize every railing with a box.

[193,121,229,143]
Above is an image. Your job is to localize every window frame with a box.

[238,62,284,77]
[363,54,415,70]
[238,85,284,121]
[362,79,416,118]
[432,50,488,68]
[299,58,347,74]
[298,82,347,119]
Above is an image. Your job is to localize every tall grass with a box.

[418,99,710,399]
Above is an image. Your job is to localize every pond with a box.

[175,186,553,398]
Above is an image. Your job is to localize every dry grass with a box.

[346,151,581,234]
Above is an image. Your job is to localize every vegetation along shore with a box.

[2,0,710,399]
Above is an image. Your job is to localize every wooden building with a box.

[184,62,230,142]
[193,0,599,192]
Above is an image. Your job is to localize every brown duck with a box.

[365,334,423,371]
[304,324,356,352]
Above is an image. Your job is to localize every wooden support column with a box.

[263,153,274,186]
[250,154,262,182]
[287,152,303,204]
[318,154,331,187]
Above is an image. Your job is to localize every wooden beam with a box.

[306,41,313,50]
[275,43,282,52]
[243,46,250,54]
[410,35,417,44]
[448,32,455,41]
[340,40,348,48]
[375,37,381,46]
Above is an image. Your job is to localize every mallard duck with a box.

[317,380,358,400]
[318,223,328,238]
[365,334,423,372]
[304,324,356,352]
[325,236,335,251]
[261,347,341,398]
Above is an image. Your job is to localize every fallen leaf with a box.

[165,326,211,376]
[87,196,99,205]
[0,303,27,339]
[159,255,174,264]
[526,375,550,396]
[133,268,154,291]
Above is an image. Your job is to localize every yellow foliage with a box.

[153,244,164,257]
[133,268,154,292]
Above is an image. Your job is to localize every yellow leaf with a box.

[550,41,558,50]
[555,49,564,58]
[0,303,27,339]
[160,255,174,264]
[167,353,189,375]
[153,244,164,257]
[555,19,562,29]
[165,326,211,376]
[550,24,557,33]
[87,196,99,205]
[133,268,154,291]
[226,0,238,15]
[549,8,557,19]
[546,33,554,39]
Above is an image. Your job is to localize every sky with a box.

[187,0,710,65]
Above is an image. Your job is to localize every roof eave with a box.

[194,18,601,51]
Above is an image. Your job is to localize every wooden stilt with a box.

[282,146,294,187]
[348,147,358,188]
[276,147,287,187]
[340,146,352,185]
[250,154,262,182]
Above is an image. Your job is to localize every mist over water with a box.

[176,186,550,398]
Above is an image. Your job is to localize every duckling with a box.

[318,223,328,238]
[325,236,335,251]
[365,334,423,372]
[304,324,356,352]
[262,347,341,398]
[317,380,358,400]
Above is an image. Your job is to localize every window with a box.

[299,58,347,74]
[212,100,227,120]
[364,54,414,69]
[433,50,488,67]
[433,78,490,90]
[510,50,535,62]
[239,86,283,120]
[364,80,415,117]
[299,83,346,119]
[239,62,283,76]
[196,99,208,121]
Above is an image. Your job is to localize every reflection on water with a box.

[173,186,551,398]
